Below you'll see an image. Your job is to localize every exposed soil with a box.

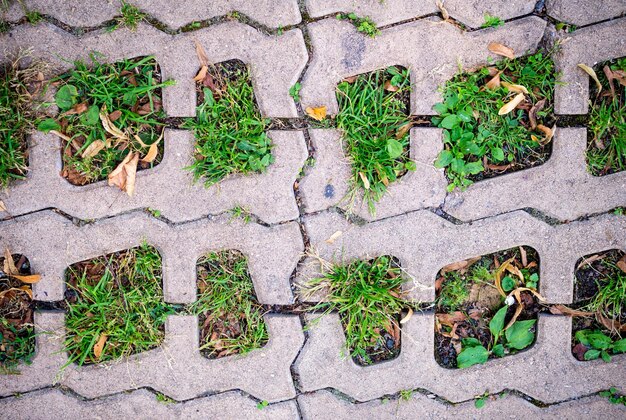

[194,59,250,106]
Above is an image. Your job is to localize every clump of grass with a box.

[115,1,145,31]
[25,10,42,25]
[336,13,380,37]
[586,57,626,176]
[481,13,504,28]
[64,243,175,365]
[189,250,268,358]
[436,271,470,312]
[581,259,626,324]
[336,66,415,213]
[303,255,409,365]
[183,61,273,187]
[39,55,173,185]
[433,51,557,191]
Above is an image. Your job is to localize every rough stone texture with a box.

[0,388,299,420]
[554,17,626,114]
[0,22,307,118]
[294,312,626,404]
[298,210,626,303]
[547,0,626,26]
[0,130,307,225]
[444,127,626,221]
[305,0,536,29]
[10,0,301,29]
[300,17,546,116]
[298,389,626,419]
[2,312,304,403]
[299,128,446,220]
[0,210,303,304]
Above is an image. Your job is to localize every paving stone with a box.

[300,16,546,116]
[547,0,626,26]
[0,22,307,117]
[293,312,626,403]
[443,127,626,221]
[0,388,299,420]
[2,311,304,402]
[0,210,303,304]
[297,210,626,303]
[299,128,446,220]
[554,17,626,114]
[298,389,626,419]
[304,0,536,29]
[0,129,307,225]
[12,0,301,29]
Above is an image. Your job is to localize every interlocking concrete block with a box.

[0,22,307,117]
[299,128,446,220]
[300,17,546,116]
[0,389,299,420]
[304,0,536,29]
[293,312,626,403]
[3,312,304,402]
[554,17,626,114]
[547,0,626,26]
[0,210,303,304]
[444,127,626,221]
[298,389,626,419]
[0,130,307,225]
[298,210,626,303]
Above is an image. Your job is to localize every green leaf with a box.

[491,147,505,161]
[464,161,484,175]
[587,332,612,350]
[81,105,100,126]
[434,150,454,168]
[601,350,612,363]
[386,139,404,159]
[505,320,536,350]
[501,275,516,292]
[55,84,78,111]
[491,343,505,357]
[405,160,417,171]
[584,349,601,360]
[612,338,626,353]
[440,114,460,129]
[475,398,486,409]
[489,306,507,339]
[457,345,489,368]
[433,103,448,115]
[461,337,482,348]
[575,330,590,346]
[458,109,473,122]
[37,118,61,133]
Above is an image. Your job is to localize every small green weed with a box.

[25,10,42,25]
[474,391,489,409]
[336,13,380,37]
[481,14,504,28]
[586,57,626,176]
[289,82,301,102]
[575,330,626,362]
[399,389,413,401]
[229,206,251,223]
[256,400,269,410]
[433,51,556,191]
[64,243,175,365]
[436,271,470,312]
[336,66,414,213]
[183,61,273,187]
[600,387,626,405]
[303,255,409,365]
[155,392,175,404]
[116,1,145,31]
[147,208,161,218]
[614,207,625,216]
[189,250,268,358]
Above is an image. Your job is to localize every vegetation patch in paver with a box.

[433,50,557,191]
[335,66,415,213]
[435,246,541,368]
[481,13,504,28]
[39,55,172,189]
[189,250,268,358]
[303,255,412,365]
[585,57,626,176]
[336,13,380,37]
[0,250,38,374]
[183,59,273,187]
[571,250,626,362]
[113,0,146,32]
[63,243,175,366]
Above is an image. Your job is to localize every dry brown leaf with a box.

[108,151,139,196]
[10,274,41,284]
[359,172,370,189]
[519,246,527,267]
[505,263,524,282]
[549,304,593,317]
[528,98,546,130]
[194,65,208,82]
[395,122,414,139]
[0,200,6,212]
[486,163,512,171]
[124,153,139,197]
[536,124,554,145]
[485,71,502,89]
[400,307,413,324]
[384,80,399,92]
[440,256,481,275]
[577,63,602,94]
[612,69,626,87]
[93,334,108,358]
[81,140,105,159]
[100,108,128,140]
[504,303,524,331]
[576,254,603,270]
[617,254,626,274]
[3,247,18,275]
[501,81,529,94]
[498,92,525,115]
[49,130,73,142]
[603,65,616,99]
[325,230,342,244]
[108,110,122,122]
[305,106,327,121]
[494,257,514,297]
[194,40,209,68]
[488,42,515,59]
[19,285,33,299]
[436,0,449,21]
[140,131,164,164]
[596,312,626,333]
[343,75,358,83]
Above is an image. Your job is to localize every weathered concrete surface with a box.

[547,0,626,26]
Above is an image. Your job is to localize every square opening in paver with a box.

[433,50,557,191]
[435,246,541,368]
[571,249,626,362]
[183,59,273,187]
[584,56,625,177]
[63,243,175,365]
[0,250,37,374]
[190,250,268,358]
[334,66,414,214]
[302,255,412,366]
[40,55,173,188]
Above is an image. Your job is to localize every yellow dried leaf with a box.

[81,140,105,159]
[140,131,164,164]
[325,230,343,244]
[194,40,209,68]
[108,151,139,196]
[395,122,414,139]
[3,247,18,275]
[11,274,41,284]
[501,81,529,94]
[537,124,553,143]
[436,0,449,21]
[505,264,524,282]
[358,172,370,189]
[485,71,502,89]
[93,334,108,359]
[400,307,413,324]
[488,42,515,59]
[20,285,33,299]
[193,65,208,82]
[305,106,327,121]
[124,153,139,197]
[0,200,6,212]
[494,257,514,297]
[577,63,602,94]
[498,92,525,115]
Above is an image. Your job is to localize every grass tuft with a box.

[116,1,146,31]
[481,13,504,28]
[336,13,380,37]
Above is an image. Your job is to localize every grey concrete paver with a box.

[300,16,546,116]
[547,0,626,26]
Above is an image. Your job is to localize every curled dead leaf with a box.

[577,63,602,94]
[140,131,164,164]
[519,246,527,267]
[494,257,514,297]
[49,130,73,143]
[549,304,593,317]
[383,80,399,92]
[501,81,529,94]
[194,65,208,82]
[325,230,342,244]
[603,65,616,99]
[343,75,358,83]
[81,140,105,159]
[100,108,128,141]
[3,247,18,275]
[536,124,554,145]
[400,307,413,324]
[576,254,603,270]
[498,92,525,115]
[505,263,524,282]
[488,42,515,59]
[10,274,41,284]
[528,98,546,130]
[305,106,327,121]
[485,71,502,90]
[440,256,481,275]
[194,40,209,68]
[108,151,139,196]
[395,122,414,139]
[358,172,370,190]
[596,311,626,333]
[612,69,626,87]
[93,334,108,358]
